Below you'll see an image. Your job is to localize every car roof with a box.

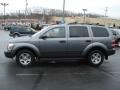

[50,24,107,28]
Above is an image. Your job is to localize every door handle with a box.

[86,40,91,42]
[59,40,66,43]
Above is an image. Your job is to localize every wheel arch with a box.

[14,45,40,58]
[83,44,108,60]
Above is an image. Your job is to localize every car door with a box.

[19,27,27,36]
[26,28,35,35]
[39,26,67,57]
[19,27,30,36]
[67,25,92,57]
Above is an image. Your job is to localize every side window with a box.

[20,27,27,32]
[69,26,89,37]
[91,27,109,37]
[43,27,65,38]
[26,28,32,32]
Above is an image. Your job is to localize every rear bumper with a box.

[4,51,15,58]
[107,49,116,56]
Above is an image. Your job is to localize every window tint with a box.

[20,27,28,32]
[12,27,19,32]
[69,26,89,37]
[44,27,65,38]
[26,28,32,32]
[91,27,109,37]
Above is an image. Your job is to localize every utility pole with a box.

[42,9,45,24]
[83,9,87,24]
[104,7,108,25]
[0,3,9,25]
[18,10,21,23]
[25,0,28,23]
[62,0,65,23]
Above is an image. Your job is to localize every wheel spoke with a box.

[91,52,102,64]
[19,53,32,65]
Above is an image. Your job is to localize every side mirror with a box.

[40,35,48,39]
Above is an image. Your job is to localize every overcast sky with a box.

[0,0,120,18]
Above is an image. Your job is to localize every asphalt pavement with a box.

[0,30,120,90]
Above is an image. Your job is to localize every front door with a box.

[39,27,67,57]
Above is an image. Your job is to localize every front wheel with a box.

[16,50,35,67]
[88,50,104,67]
[13,34,20,38]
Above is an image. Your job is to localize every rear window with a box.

[69,26,89,37]
[91,27,109,37]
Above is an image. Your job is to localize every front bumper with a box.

[4,51,15,58]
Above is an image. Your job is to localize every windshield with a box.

[30,27,36,32]
[32,27,49,37]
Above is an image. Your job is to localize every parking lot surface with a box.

[0,30,120,90]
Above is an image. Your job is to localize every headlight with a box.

[7,43,14,51]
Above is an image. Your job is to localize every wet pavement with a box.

[0,30,120,90]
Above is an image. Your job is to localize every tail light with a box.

[112,39,118,48]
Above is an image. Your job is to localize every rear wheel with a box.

[88,50,104,67]
[16,50,35,67]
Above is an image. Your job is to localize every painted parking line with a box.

[16,71,120,76]
[16,74,40,76]
[16,72,100,76]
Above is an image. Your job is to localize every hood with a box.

[9,36,32,43]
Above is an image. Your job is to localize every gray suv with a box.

[4,24,116,67]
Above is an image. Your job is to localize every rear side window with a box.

[69,26,89,37]
[91,27,109,37]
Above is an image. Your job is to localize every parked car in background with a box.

[40,24,50,29]
[9,26,37,37]
[111,28,120,47]
[4,24,16,31]
[5,24,116,67]
[31,23,50,31]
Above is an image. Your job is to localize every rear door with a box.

[19,27,32,36]
[19,27,27,36]
[67,25,92,57]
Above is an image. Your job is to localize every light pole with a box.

[62,0,65,23]
[18,10,21,23]
[0,3,9,25]
[25,0,28,21]
[104,7,108,25]
[83,9,87,24]
[42,9,45,24]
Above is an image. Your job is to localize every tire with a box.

[16,50,35,67]
[88,50,104,67]
[13,34,20,38]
